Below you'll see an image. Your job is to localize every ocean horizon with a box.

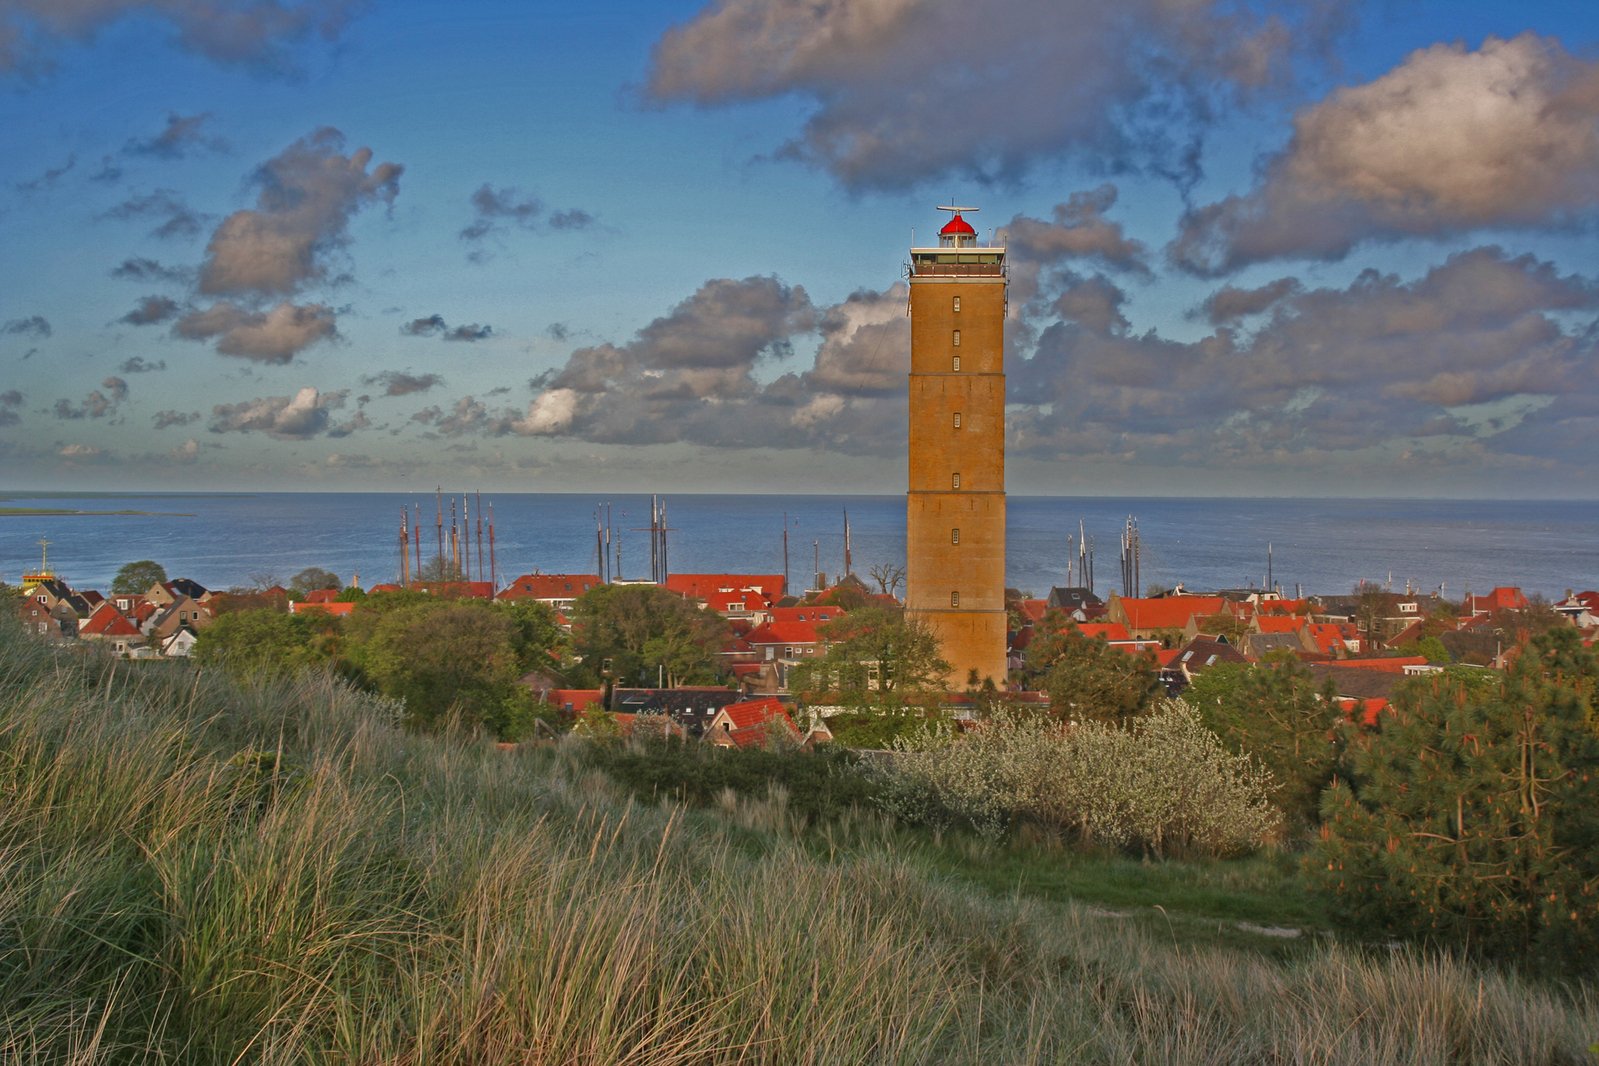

[2,490,1595,603]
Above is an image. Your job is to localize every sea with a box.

[1,492,1595,603]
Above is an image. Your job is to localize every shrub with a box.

[874,700,1281,858]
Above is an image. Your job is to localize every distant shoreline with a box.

[0,508,195,517]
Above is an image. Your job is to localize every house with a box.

[1106,594,1229,641]
[1554,590,1599,629]
[145,577,211,607]
[409,580,494,599]
[1467,586,1529,616]
[497,573,602,610]
[144,594,217,639]
[16,598,76,640]
[610,687,745,736]
[666,573,786,605]
[1167,636,1247,683]
[1046,586,1103,616]
[743,618,831,689]
[705,697,805,749]
[160,629,200,657]
[78,601,146,656]
[288,599,356,617]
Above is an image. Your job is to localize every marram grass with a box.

[1,624,1595,1064]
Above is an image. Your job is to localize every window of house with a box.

[952,472,961,489]
[951,528,960,545]
[952,329,961,347]
[952,355,961,372]
[952,296,961,312]
[951,591,960,607]
[953,412,962,429]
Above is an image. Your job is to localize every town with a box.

[13,544,1597,748]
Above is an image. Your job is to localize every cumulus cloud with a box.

[0,0,365,77]
[118,355,167,373]
[209,386,348,439]
[198,128,401,297]
[153,409,200,429]
[120,295,181,326]
[111,257,189,282]
[169,438,200,463]
[1172,34,1599,274]
[124,111,225,158]
[58,443,105,460]
[647,0,1340,190]
[100,189,207,239]
[3,315,51,337]
[401,314,492,341]
[459,183,597,244]
[173,301,337,362]
[362,370,444,396]
[53,376,129,420]
[1197,278,1302,324]
[1007,246,1599,475]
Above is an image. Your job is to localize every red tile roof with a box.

[1325,656,1429,674]
[745,620,824,646]
[1076,622,1131,642]
[1256,615,1307,635]
[80,602,139,637]
[304,588,340,604]
[1017,599,1049,623]
[1469,586,1528,613]
[666,573,785,601]
[290,601,356,616]
[1114,595,1228,631]
[710,697,800,747]
[768,605,844,624]
[497,573,602,601]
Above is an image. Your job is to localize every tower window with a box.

[951,591,960,608]
[953,412,962,429]
[952,355,961,372]
[952,296,961,313]
[952,329,961,347]
[951,528,960,545]
[952,472,961,489]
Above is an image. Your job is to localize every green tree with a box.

[193,608,333,673]
[569,583,729,688]
[789,607,950,706]
[1031,624,1160,725]
[346,599,526,733]
[288,567,341,597]
[1185,660,1340,829]
[1310,629,1599,975]
[111,559,167,595]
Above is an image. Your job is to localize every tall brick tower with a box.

[905,206,1007,688]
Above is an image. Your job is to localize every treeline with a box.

[195,582,731,740]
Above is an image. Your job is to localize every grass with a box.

[3,621,1597,1063]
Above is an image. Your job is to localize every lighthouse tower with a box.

[905,207,1008,688]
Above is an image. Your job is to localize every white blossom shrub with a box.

[872,699,1281,858]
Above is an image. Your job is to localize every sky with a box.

[1,0,1597,499]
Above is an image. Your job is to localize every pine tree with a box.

[1311,629,1599,975]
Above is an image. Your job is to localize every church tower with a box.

[905,206,1007,688]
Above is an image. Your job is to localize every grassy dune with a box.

[2,626,1596,1063]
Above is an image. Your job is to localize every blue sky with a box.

[2,0,1597,497]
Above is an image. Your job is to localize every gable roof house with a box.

[1106,594,1229,642]
[705,697,808,749]
[496,573,603,610]
[78,602,146,656]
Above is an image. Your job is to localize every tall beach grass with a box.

[2,624,1595,1063]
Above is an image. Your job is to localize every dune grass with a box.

[2,624,1597,1063]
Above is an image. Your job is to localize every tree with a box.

[1311,629,1599,975]
[288,567,341,597]
[1185,660,1340,829]
[346,599,527,733]
[1024,613,1160,724]
[112,559,167,595]
[789,607,950,706]
[193,608,334,673]
[867,562,905,599]
[568,584,729,688]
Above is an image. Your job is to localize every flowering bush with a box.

[872,699,1280,858]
